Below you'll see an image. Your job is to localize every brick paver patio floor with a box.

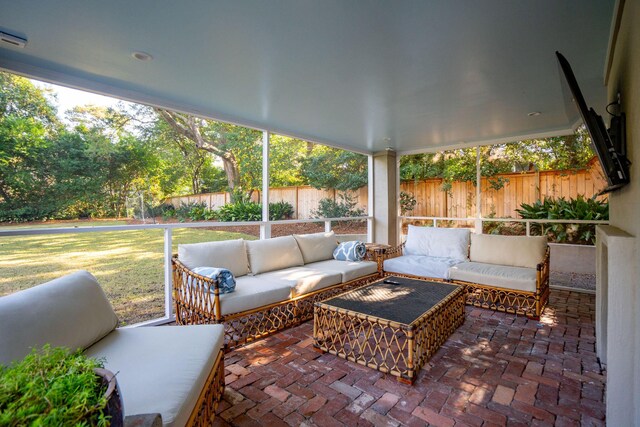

[214,289,605,426]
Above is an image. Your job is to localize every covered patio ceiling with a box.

[0,1,614,154]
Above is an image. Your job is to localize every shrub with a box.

[215,201,262,222]
[516,195,608,244]
[269,201,294,221]
[312,193,364,219]
[0,345,111,426]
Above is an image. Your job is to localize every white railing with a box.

[0,216,372,327]
[400,216,609,238]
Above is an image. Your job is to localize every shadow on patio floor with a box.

[215,289,605,426]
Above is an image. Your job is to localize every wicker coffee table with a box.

[313,276,466,383]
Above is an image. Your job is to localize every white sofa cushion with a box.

[449,261,537,292]
[404,225,470,261]
[259,266,342,297]
[0,271,118,365]
[178,239,249,277]
[470,234,547,269]
[306,259,378,283]
[293,232,338,264]
[383,255,462,280]
[219,275,292,315]
[246,236,304,274]
[85,325,224,427]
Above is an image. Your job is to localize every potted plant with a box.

[0,345,123,426]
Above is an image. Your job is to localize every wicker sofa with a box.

[172,232,381,350]
[383,226,550,319]
[0,271,225,427]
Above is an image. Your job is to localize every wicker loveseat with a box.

[382,226,550,319]
[0,271,225,427]
[172,232,381,350]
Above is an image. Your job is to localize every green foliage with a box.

[401,128,596,184]
[0,345,110,426]
[269,201,294,221]
[312,193,365,219]
[215,201,262,222]
[172,202,215,222]
[301,146,367,191]
[213,201,294,222]
[516,195,608,244]
[399,191,417,215]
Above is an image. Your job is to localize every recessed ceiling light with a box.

[527,111,541,117]
[131,51,153,61]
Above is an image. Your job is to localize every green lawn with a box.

[0,222,256,325]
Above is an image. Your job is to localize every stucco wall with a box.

[603,0,640,424]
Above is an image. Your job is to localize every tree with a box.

[154,109,262,196]
[0,73,62,220]
[301,145,367,191]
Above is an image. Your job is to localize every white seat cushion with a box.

[246,236,304,274]
[219,276,293,315]
[404,225,470,261]
[0,271,118,365]
[470,234,547,269]
[293,232,338,264]
[383,255,462,280]
[178,239,249,277]
[85,325,224,427]
[259,266,342,297]
[449,261,537,292]
[305,259,378,283]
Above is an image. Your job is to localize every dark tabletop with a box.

[320,276,461,325]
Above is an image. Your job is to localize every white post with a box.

[325,220,331,233]
[526,221,531,237]
[140,193,146,224]
[163,227,173,318]
[396,154,402,242]
[475,146,482,234]
[367,154,374,243]
[261,131,271,240]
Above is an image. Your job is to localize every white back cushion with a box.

[293,231,338,264]
[0,271,119,365]
[178,239,249,277]
[246,236,304,275]
[404,225,470,261]
[470,234,547,268]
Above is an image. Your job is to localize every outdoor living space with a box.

[1,1,640,426]
[216,289,603,427]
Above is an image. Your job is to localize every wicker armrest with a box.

[536,246,551,271]
[171,255,223,321]
[384,242,405,260]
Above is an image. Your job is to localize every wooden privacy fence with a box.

[401,161,607,218]
[167,186,369,219]
[167,162,606,220]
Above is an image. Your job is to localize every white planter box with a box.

[549,243,595,275]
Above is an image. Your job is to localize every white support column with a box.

[261,131,271,240]
[475,146,482,234]
[367,154,374,243]
[163,227,173,318]
[372,149,398,245]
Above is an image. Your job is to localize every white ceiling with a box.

[0,1,614,154]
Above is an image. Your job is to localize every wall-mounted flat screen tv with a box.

[556,51,629,194]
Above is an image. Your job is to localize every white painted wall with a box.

[601,1,640,424]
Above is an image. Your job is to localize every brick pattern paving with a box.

[214,290,605,426]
